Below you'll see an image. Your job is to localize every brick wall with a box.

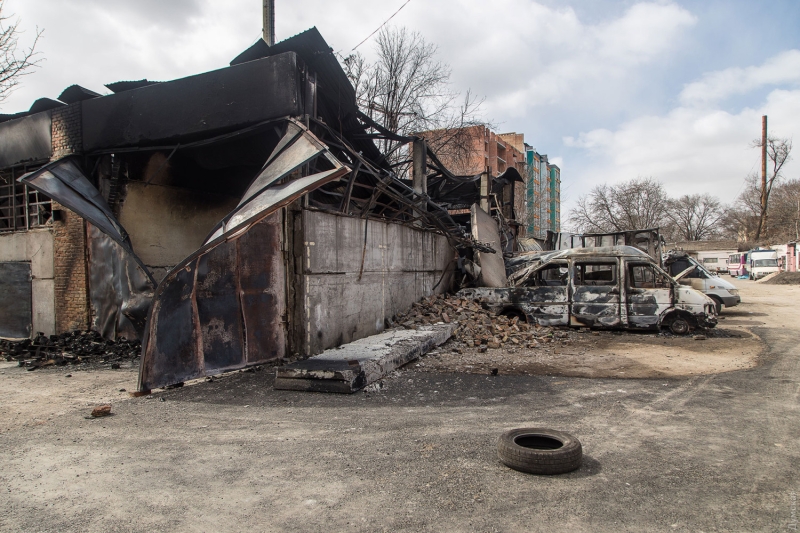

[51,103,89,332]
[51,102,83,159]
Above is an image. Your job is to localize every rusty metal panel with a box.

[237,214,285,364]
[138,122,350,390]
[87,224,155,340]
[570,260,621,328]
[19,158,156,286]
[0,262,32,338]
[195,239,245,370]
[143,260,201,387]
[82,53,303,151]
[0,112,52,168]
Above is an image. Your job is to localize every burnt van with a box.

[459,246,717,334]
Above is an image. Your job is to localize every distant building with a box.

[416,127,561,240]
[419,126,527,228]
[549,163,561,234]
[524,145,560,238]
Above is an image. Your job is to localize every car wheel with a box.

[668,316,691,335]
[497,428,582,475]
[709,297,722,315]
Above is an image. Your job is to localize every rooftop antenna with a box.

[263,0,275,45]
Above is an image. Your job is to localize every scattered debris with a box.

[91,404,112,418]
[394,293,557,350]
[0,330,141,371]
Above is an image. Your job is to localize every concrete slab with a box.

[275,323,455,393]
[470,203,507,287]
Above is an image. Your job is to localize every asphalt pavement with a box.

[0,279,797,532]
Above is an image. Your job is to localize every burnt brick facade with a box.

[51,102,83,159]
[51,103,90,332]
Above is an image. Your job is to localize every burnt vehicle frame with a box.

[459,246,717,334]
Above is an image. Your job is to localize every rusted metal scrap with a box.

[20,159,157,340]
[138,120,350,391]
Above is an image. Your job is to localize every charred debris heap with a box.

[1,331,141,370]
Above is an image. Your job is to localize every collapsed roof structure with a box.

[1,28,521,391]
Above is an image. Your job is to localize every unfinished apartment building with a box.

[0,28,498,390]
[415,126,528,246]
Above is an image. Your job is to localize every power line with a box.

[351,0,412,51]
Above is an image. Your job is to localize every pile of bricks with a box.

[395,293,561,350]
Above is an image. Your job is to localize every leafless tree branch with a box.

[341,26,487,173]
[751,135,793,240]
[569,177,670,233]
[0,0,43,108]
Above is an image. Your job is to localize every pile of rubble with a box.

[394,293,564,350]
[0,331,141,371]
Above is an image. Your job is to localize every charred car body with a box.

[459,246,717,334]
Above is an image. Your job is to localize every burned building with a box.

[0,28,494,390]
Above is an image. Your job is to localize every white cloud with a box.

[1,0,696,122]
[679,49,800,107]
[3,0,796,220]
[564,86,800,204]
[1,0,262,109]
[410,1,697,118]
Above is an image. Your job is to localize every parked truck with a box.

[747,248,779,280]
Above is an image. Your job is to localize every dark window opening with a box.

[531,263,568,286]
[628,264,671,289]
[575,262,617,286]
[0,166,51,233]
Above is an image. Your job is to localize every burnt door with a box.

[625,262,673,329]
[520,261,569,326]
[571,260,621,328]
[0,262,32,338]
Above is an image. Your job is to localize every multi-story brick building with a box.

[416,125,562,240]
[418,126,528,234]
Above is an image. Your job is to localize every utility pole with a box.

[263,0,275,45]
[760,115,768,238]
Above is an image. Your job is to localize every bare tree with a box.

[342,26,485,171]
[569,177,670,233]
[665,193,725,241]
[753,135,793,240]
[0,1,43,107]
[723,174,800,243]
[760,178,800,242]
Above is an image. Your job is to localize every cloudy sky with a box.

[3,0,798,225]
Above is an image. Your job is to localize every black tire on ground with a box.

[497,428,582,475]
[668,315,692,335]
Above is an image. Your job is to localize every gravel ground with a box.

[0,278,797,532]
[764,271,800,285]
